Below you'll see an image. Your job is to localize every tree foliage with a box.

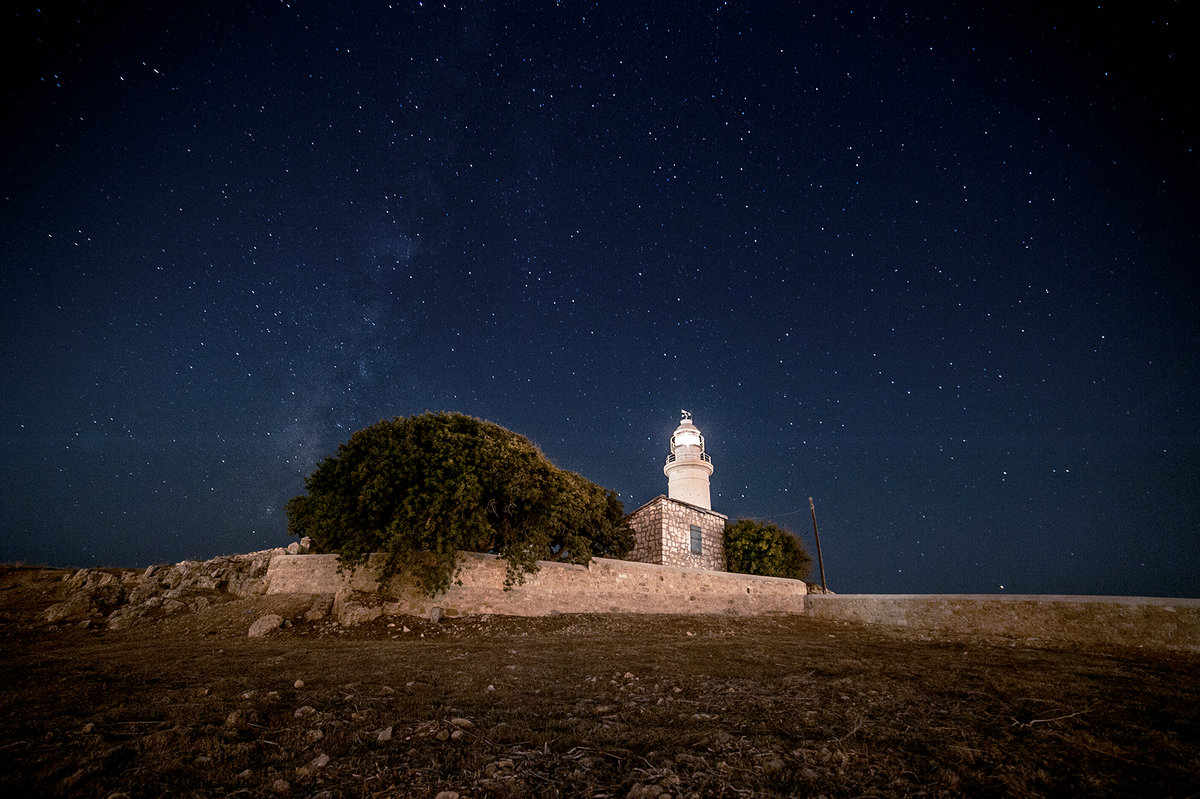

[286,412,634,595]
[723,519,813,580]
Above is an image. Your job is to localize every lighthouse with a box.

[626,410,727,570]
[664,410,713,510]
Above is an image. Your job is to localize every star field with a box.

[2,1,1197,595]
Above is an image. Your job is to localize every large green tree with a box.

[723,519,813,580]
[286,412,634,595]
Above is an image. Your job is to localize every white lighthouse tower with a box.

[664,410,714,509]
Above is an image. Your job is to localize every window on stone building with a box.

[690,525,702,555]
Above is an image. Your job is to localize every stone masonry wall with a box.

[627,499,664,564]
[264,553,1200,651]
[805,593,1200,652]
[266,552,807,618]
[661,500,725,570]
[627,495,726,571]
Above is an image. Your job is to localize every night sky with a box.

[3,2,1197,597]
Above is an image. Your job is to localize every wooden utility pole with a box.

[809,497,828,593]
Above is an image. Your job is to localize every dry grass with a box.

[2,565,1198,798]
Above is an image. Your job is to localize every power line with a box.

[753,507,811,519]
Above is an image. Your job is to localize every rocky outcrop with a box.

[41,546,303,629]
[332,587,386,626]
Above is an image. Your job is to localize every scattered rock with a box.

[304,594,334,621]
[311,753,330,768]
[225,710,252,731]
[333,588,385,626]
[433,792,459,799]
[484,760,515,778]
[339,602,382,626]
[270,778,291,794]
[248,614,284,638]
[449,717,473,729]
[376,726,393,742]
[294,706,316,719]
[293,679,305,689]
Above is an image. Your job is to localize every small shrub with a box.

[723,519,812,580]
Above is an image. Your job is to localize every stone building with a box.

[627,411,727,570]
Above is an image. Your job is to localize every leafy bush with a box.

[723,519,812,580]
[286,412,634,595]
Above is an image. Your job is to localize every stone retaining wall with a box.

[805,593,1200,652]
[265,553,1200,651]
[266,552,808,618]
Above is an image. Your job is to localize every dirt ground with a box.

[2,565,1198,798]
